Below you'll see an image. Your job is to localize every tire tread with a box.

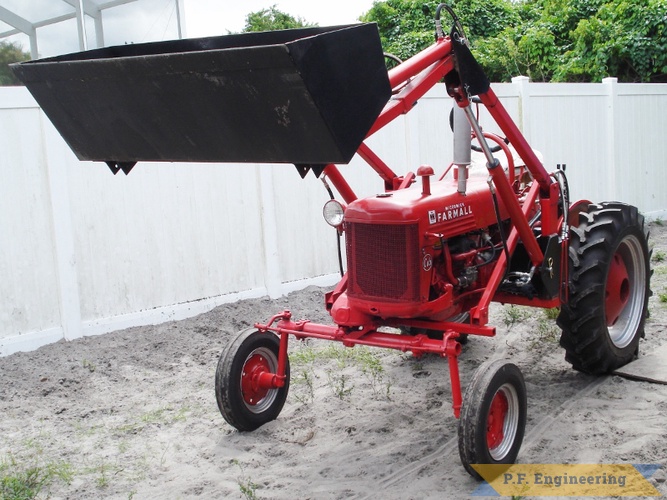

[557,202,650,374]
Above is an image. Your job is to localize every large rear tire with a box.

[215,329,290,431]
[557,202,651,374]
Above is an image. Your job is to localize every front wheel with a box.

[215,329,290,431]
[557,202,651,374]
[458,359,527,480]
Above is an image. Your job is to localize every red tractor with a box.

[14,4,650,478]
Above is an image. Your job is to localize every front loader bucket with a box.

[12,24,391,166]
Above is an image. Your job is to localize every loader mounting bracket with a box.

[450,28,490,97]
[106,161,136,176]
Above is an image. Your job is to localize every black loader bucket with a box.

[12,25,391,169]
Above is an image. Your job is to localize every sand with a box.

[1,224,667,499]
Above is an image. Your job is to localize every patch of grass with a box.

[534,317,560,345]
[655,266,667,276]
[159,445,169,467]
[291,344,380,367]
[289,344,319,365]
[74,422,104,438]
[1,467,49,499]
[231,460,258,500]
[115,405,190,435]
[659,290,667,303]
[502,305,531,329]
[0,455,73,500]
[82,358,96,373]
[291,344,392,399]
[95,465,110,488]
[411,360,424,372]
[326,372,354,399]
[118,439,131,455]
[140,407,168,424]
[651,249,666,263]
[653,218,664,226]
[292,369,315,404]
[354,348,386,393]
[542,307,560,320]
[82,459,128,489]
[172,406,189,422]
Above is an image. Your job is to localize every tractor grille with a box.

[346,222,420,302]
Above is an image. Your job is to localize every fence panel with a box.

[0,95,62,349]
[2,79,666,355]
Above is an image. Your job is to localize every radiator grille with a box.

[346,222,420,302]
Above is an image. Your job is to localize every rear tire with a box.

[557,202,651,374]
[215,329,290,431]
[458,359,527,480]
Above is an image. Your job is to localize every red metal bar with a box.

[385,318,496,337]
[438,162,455,181]
[274,325,290,387]
[397,171,416,190]
[323,164,357,204]
[257,371,283,389]
[492,294,561,309]
[387,38,452,90]
[471,182,541,324]
[487,159,543,267]
[540,181,562,236]
[445,335,463,418]
[259,316,459,357]
[479,89,553,195]
[481,132,515,186]
[368,55,455,137]
[357,142,398,188]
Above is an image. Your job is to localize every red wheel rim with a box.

[606,252,630,326]
[241,353,271,406]
[487,390,509,450]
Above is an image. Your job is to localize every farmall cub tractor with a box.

[14,4,651,478]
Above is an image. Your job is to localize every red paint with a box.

[606,252,630,326]
[241,354,272,406]
[487,390,509,450]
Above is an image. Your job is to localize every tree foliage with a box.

[0,41,30,86]
[359,0,435,61]
[361,0,667,82]
[242,5,316,32]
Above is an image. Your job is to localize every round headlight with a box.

[323,199,345,227]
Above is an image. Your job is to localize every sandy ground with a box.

[2,224,667,499]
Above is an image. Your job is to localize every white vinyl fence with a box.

[2,77,667,355]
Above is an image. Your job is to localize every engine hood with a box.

[344,175,506,238]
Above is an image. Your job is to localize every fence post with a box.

[512,76,531,137]
[602,77,619,199]
[42,117,83,341]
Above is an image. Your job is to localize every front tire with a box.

[557,202,651,374]
[215,329,290,431]
[458,359,527,480]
